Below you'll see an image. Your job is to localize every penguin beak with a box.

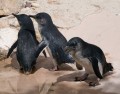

[29,15,36,19]
[12,13,17,17]
[64,46,69,53]
[24,71,30,75]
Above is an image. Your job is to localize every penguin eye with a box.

[36,16,41,19]
[36,15,42,19]
[69,42,77,47]
[40,18,46,25]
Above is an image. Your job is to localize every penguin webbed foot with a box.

[74,73,88,81]
[49,66,59,71]
[89,81,100,87]
[76,62,83,70]
[19,67,24,73]
[89,82,96,87]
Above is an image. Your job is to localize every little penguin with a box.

[29,12,76,70]
[65,37,113,86]
[7,13,47,74]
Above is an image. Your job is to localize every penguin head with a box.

[12,13,34,30]
[65,37,85,55]
[22,64,33,75]
[29,12,53,27]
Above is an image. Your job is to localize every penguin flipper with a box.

[52,46,74,64]
[88,57,103,79]
[7,40,18,58]
[35,40,47,58]
[36,40,47,58]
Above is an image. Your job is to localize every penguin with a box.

[65,37,113,85]
[7,13,47,74]
[29,12,76,70]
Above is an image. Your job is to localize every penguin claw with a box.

[89,81,100,87]
[74,77,81,81]
[20,67,23,70]
[49,66,59,71]
[89,82,97,87]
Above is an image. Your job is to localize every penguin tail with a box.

[107,63,113,71]
[104,63,113,74]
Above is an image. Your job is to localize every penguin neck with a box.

[81,41,88,50]
[21,24,35,31]
[20,26,37,39]
[38,23,54,31]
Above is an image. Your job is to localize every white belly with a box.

[74,52,94,74]
[76,58,94,74]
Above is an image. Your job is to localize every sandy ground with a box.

[0,11,120,94]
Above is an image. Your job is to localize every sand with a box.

[0,11,120,94]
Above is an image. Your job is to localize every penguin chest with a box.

[74,52,94,74]
[78,58,94,74]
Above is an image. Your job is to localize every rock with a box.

[31,3,39,8]
[9,17,19,28]
[0,0,24,15]
[19,7,36,15]
[0,28,18,50]
[0,7,36,29]
[0,28,18,60]
[25,2,32,8]
[24,1,39,8]
[34,0,100,28]
[0,15,19,29]
[47,0,60,4]
[0,0,120,30]
[0,48,7,61]
[0,17,9,28]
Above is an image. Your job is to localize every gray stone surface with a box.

[0,0,24,15]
